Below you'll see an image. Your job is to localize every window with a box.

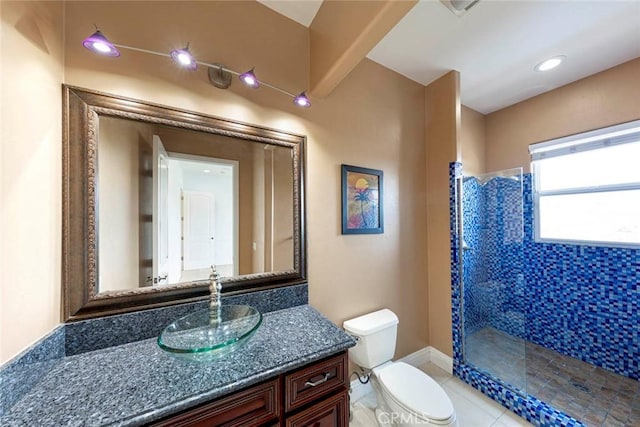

[530,120,640,247]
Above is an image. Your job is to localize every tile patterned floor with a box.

[350,362,533,427]
[466,327,640,426]
[466,328,527,392]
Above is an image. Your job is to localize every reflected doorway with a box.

[159,150,239,284]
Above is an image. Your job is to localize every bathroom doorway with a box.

[168,153,239,283]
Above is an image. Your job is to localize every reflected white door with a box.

[183,191,215,270]
[152,135,170,284]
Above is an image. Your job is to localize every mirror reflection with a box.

[98,116,294,293]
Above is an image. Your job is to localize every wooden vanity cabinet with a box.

[283,351,349,427]
[284,390,349,427]
[149,351,349,427]
[151,379,280,427]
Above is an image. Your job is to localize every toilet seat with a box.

[375,362,455,424]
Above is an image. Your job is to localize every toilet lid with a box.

[377,362,454,422]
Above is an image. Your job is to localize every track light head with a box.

[82,29,120,57]
[239,68,260,88]
[170,44,197,70]
[293,92,311,108]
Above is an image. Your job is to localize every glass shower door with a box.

[461,168,527,393]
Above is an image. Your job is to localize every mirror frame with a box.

[62,85,306,321]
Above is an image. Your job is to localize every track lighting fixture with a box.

[169,44,197,71]
[293,92,311,108]
[239,68,260,88]
[82,28,311,108]
[82,28,120,57]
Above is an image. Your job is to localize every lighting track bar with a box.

[113,44,296,96]
[83,28,311,108]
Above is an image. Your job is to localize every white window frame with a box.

[530,119,640,249]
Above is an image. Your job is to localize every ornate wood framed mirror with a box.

[63,85,306,320]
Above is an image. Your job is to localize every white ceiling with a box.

[258,0,640,114]
[257,0,323,27]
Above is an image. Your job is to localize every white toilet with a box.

[344,309,458,427]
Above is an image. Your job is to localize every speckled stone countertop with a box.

[1,305,355,426]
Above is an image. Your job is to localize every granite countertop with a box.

[1,305,355,426]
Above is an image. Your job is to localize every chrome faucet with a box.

[209,265,222,324]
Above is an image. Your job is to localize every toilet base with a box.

[370,366,458,427]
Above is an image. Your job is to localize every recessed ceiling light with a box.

[534,55,566,72]
[203,169,211,173]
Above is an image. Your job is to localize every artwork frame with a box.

[341,164,384,234]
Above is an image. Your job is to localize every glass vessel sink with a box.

[158,305,262,361]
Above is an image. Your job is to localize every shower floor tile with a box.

[466,327,640,426]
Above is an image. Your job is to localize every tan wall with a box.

[460,105,486,176]
[0,1,429,363]
[486,58,640,173]
[425,71,460,357]
[0,1,64,363]
[252,145,266,273]
[273,147,294,272]
[308,59,428,360]
[98,117,151,291]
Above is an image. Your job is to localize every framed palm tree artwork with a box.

[341,164,383,234]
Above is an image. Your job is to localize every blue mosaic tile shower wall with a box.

[462,174,525,339]
[461,176,487,336]
[522,175,640,380]
[462,171,640,380]
[451,162,585,426]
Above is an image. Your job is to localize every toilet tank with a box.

[343,309,399,369]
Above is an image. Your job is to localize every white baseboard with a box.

[397,346,431,367]
[427,346,453,374]
[398,346,453,374]
[349,346,454,402]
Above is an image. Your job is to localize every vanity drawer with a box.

[151,378,280,427]
[284,351,348,412]
[285,388,349,427]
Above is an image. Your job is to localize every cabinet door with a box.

[151,378,280,427]
[284,389,349,427]
[284,352,348,412]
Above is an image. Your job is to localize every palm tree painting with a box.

[342,165,383,234]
